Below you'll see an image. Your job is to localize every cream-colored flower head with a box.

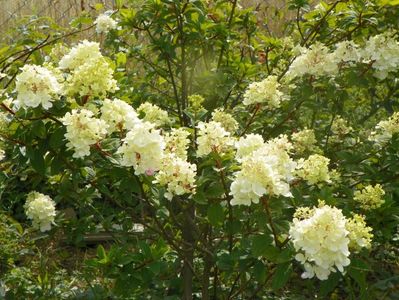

[64,56,117,98]
[188,94,205,112]
[360,31,399,80]
[61,109,109,158]
[15,64,61,109]
[235,133,264,161]
[332,40,360,64]
[243,75,286,108]
[154,154,196,200]
[117,121,165,175]
[369,112,399,146]
[287,42,338,78]
[211,108,238,133]
[59,40,102,70]
[164,127,191,160]
[290,204,350,280]
[196,121,234,157]
[354,184,385,210]
[296,154,331,185]
[230,135,296,206]
[291,128,320,154]
[346,214,373,251]
[100,98,140,133]
[290,202,373,280]
[59,40,117,98]
[24,192,56,232]
[137,102,170,127]
[95,14,117,34]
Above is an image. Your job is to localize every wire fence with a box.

[0,0,116,42]
[0,0,295,42]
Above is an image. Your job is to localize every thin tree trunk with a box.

[201,225,212,300]
[182,204,195,299]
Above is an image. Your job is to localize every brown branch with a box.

[215,158,233,253]
[261,197,281,248]
[240,103,261,137]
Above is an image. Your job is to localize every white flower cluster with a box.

[332,40,360,64]
[211,109,239,133]
[291,128,320,154]
[288,32,399,80]
[230,135,296,205]
[290,204,351,280]
[61,109,108,158]
[95,14,117,34]
[63,57,117,98]
[354,184,385,210]
[243,75,286,109]
[296,154,331,185]
[290,202,373,280]
[235,133,264,160]
[188,94,205,111]
[100,98,139,133]
[164,128,191,160]
[24,192,56,232]
[59,40,102,70]
[15,64,61,109]
[117,121,165,175]
[288,43,338,78]
[154,154,197,200]
[361,31,399,79]
[137,102,170,127]
[289,200,373,280]
[346,214,373,251]
[369,112,399,146]
[196,121,234,157]
[59,40,117,98]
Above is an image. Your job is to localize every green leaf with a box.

[49,126,66,150]
[271,262,292,291]
[115,0,125,8]
[207,203,224,227]
[31,120,46,139]
[96,245,109,264]
[320,272,340,297]
[348,258,370,291]
[27,148,46,175]
[253,261,267,282]
[206,183,225,198]
[138,241,152,258]
[192,191,207,204]
[251,234,274,257]
[378,0,399,6]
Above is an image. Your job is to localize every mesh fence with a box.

[0,0,295,42]
[0,0,116,41]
